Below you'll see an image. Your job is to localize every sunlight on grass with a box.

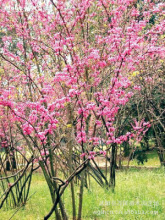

[122,151,161,167]
[1,168,164,220]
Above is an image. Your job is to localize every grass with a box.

[1,167,165,220]
[122,150,161,167]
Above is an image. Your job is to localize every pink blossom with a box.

[100,150,106,156]
[22,123,33,135]
[80,153,87,158]
[16,146,23,151]
[38,132,46,141]
[41,150,49,156]
[133,86,141,91]
[88,155,95,160]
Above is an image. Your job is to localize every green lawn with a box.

[122,150,161,167]
[1,167,165,220]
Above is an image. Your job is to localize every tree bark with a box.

[109,144,116,189]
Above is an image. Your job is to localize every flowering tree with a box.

[128,55,165,166]
[0,0,164,219]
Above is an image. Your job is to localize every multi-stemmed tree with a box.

[0,0,164,219]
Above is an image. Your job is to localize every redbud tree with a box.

[0,0,164,219]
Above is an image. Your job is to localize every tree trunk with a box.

[78,172,84,220]
[39,161,61,220]
[157,149,165,166]
[119,145,122,169]
[109,144,116,189]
